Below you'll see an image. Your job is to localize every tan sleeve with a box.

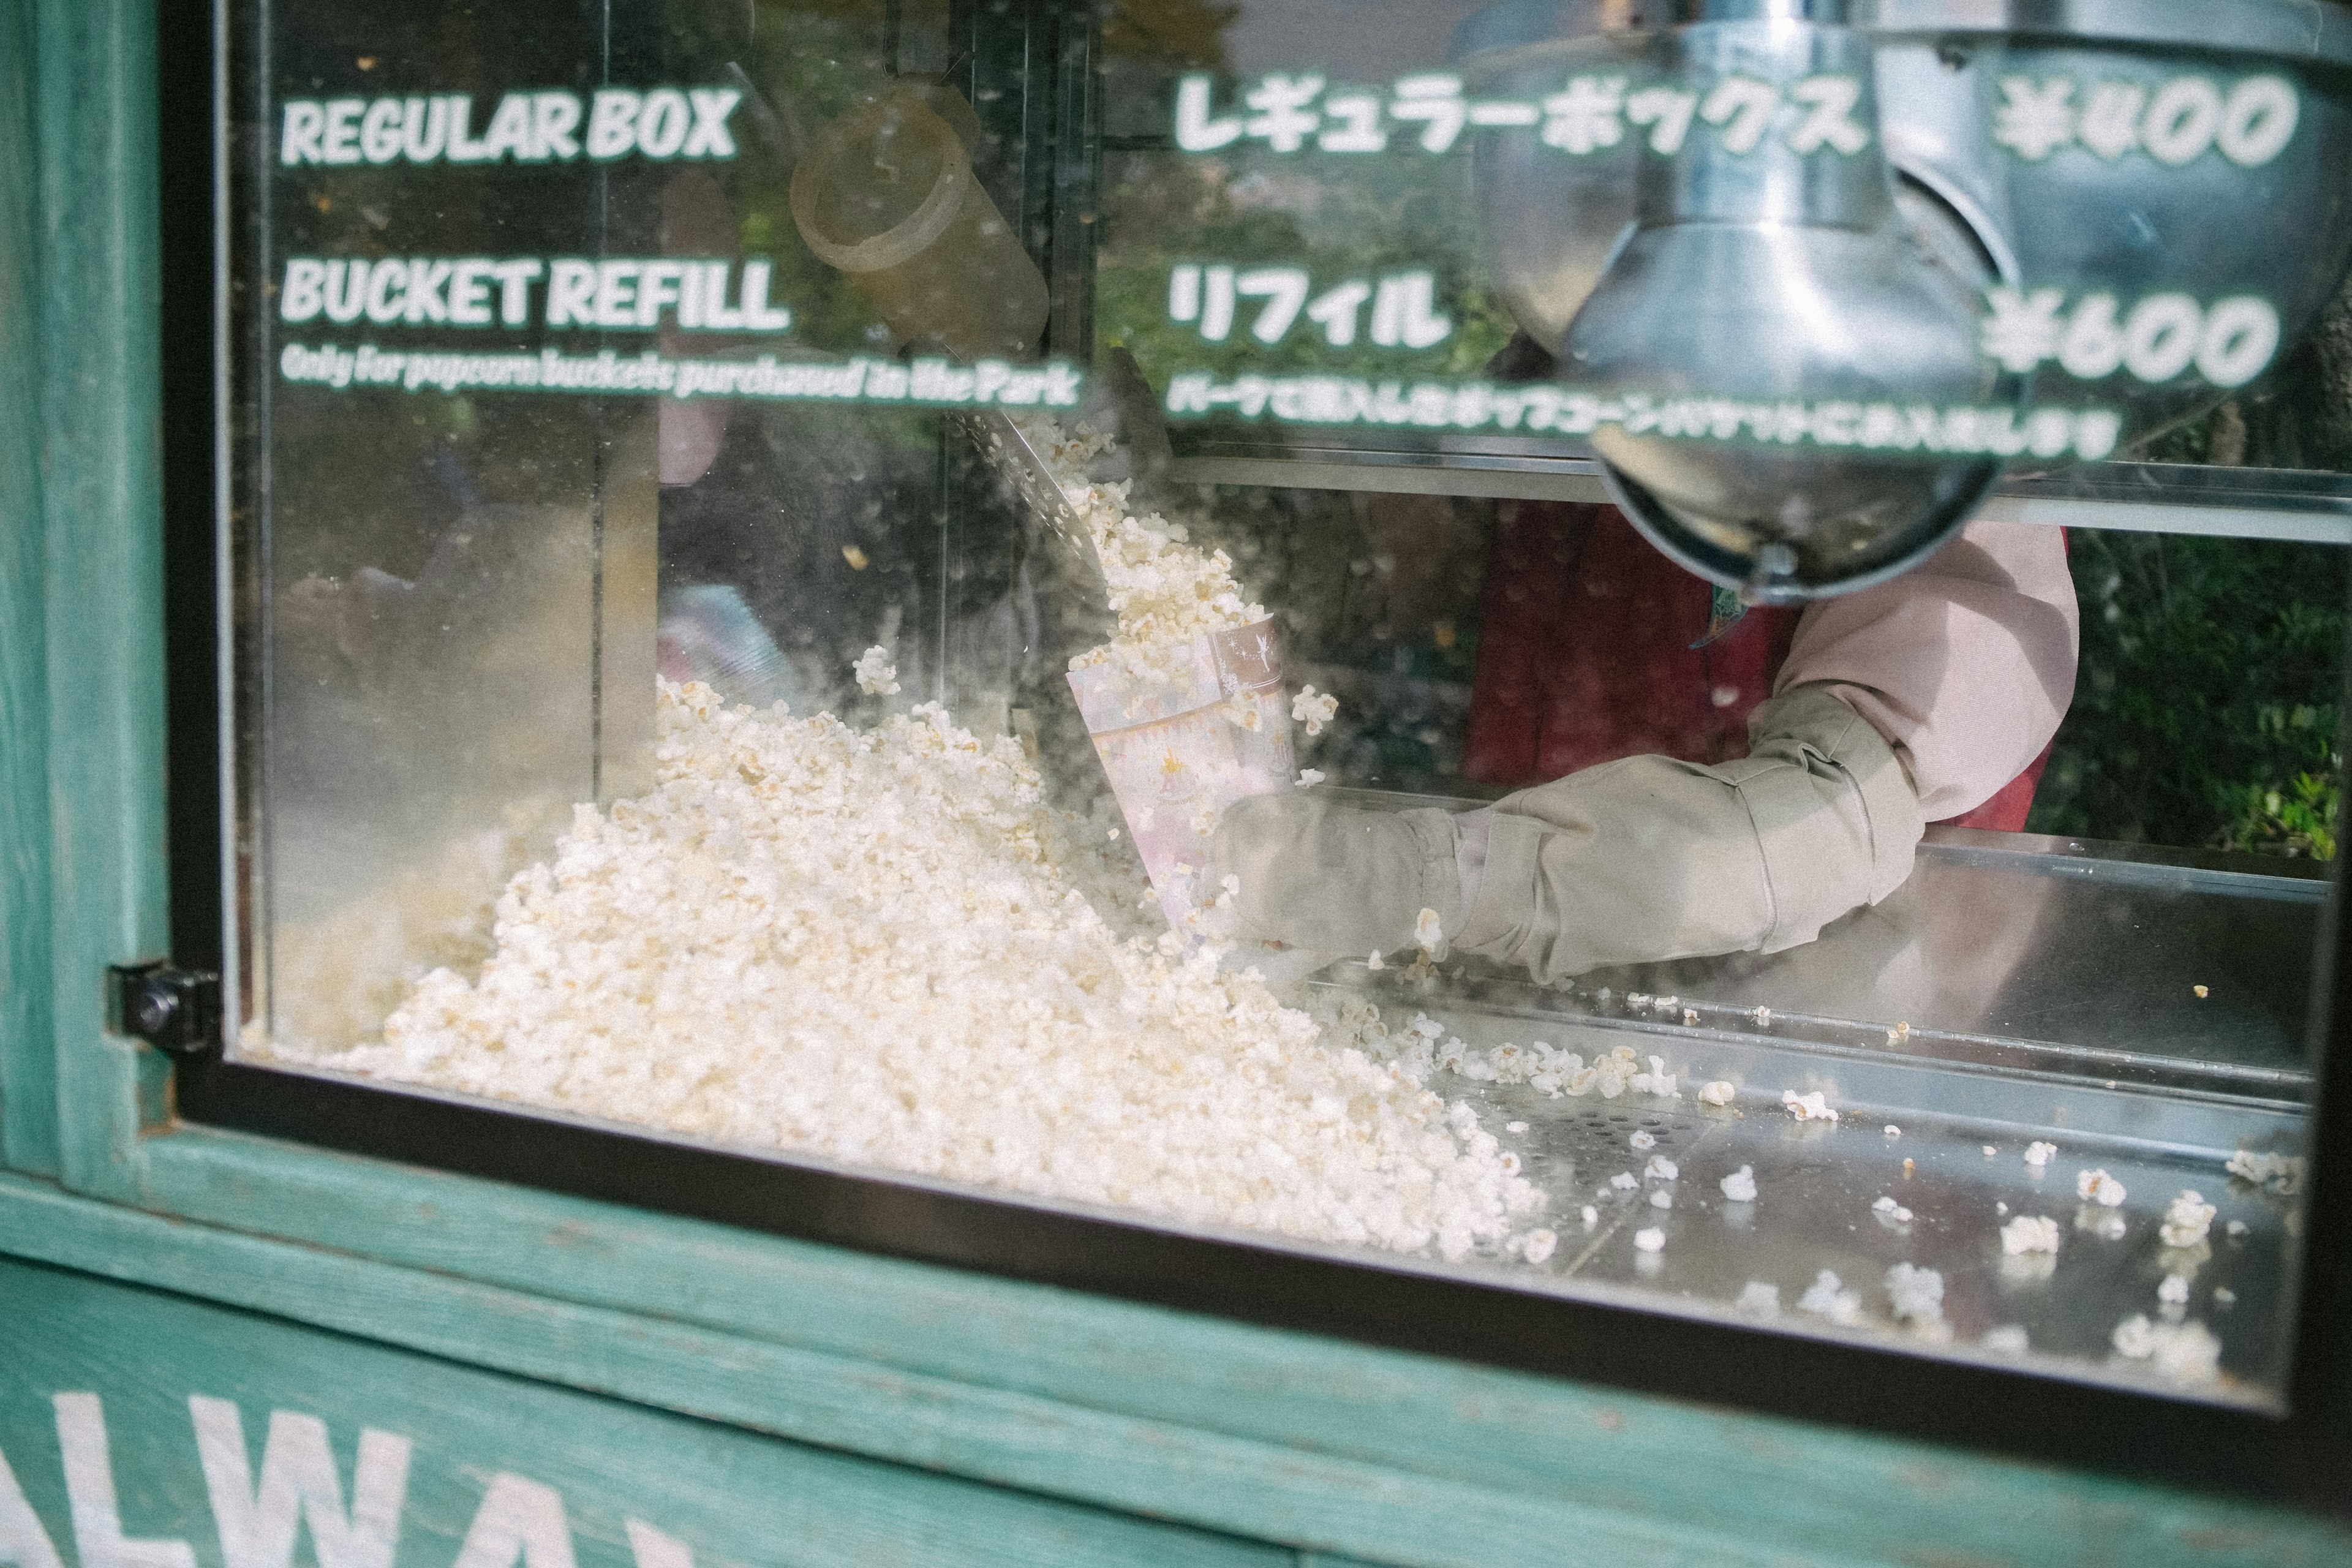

[1776,518,2079,821]
[1452,687,1923,985]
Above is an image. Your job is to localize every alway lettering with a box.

[0,1396,698,1568]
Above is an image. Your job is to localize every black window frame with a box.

[155,0,2352,1517]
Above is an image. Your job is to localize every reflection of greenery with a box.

[2068,276,2352,858]
[2029,532,2347,859]
[1102,0,1240,68]
[725,2,900,353]
[2218,715,2340,860]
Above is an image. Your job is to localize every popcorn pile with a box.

[271,681,1543,1260]
[1023,420,1268,683]
[1394,1016,1680,1100]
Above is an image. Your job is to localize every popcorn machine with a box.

[165,0,2352,1493]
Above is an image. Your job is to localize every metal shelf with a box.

[1166,436,2352,545]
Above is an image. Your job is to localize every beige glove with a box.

[1455,685,1922,982]
[1208,794,1468,958]
[1212,685,1922,982]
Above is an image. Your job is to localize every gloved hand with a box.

[1209,685,1924,983]
[1207,793,1471,957]
[1453,685,1923,982]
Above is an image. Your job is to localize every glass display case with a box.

[195,0,2352,1442]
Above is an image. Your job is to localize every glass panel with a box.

[224,0,2352,1409]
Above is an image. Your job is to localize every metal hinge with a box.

[108,962,222,1057]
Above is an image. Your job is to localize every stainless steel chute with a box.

[1457,0,2352,597]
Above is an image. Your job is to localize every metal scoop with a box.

[956,408,1111,609]
[956,348,1182,616]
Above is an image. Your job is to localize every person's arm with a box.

[1211,519,2078,982]
[1774,516,2079,822]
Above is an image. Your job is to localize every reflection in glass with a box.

[225,0,2352,1411]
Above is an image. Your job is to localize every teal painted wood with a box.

[121,1129,2352,1567]
[0,0,61,1178]
[0,1254,1295,1568]
[29,1146,2350,1568]
[0,0,2341,1554]
[29,0,170,1197]
[0,1169,1832,1568]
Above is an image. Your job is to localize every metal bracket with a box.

[109,962,222,1057]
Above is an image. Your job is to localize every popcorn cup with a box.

[1068,619,1294,930]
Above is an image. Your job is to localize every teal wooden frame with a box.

[2,0,2351,1561]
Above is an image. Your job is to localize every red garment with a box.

[1461,501,2047,832]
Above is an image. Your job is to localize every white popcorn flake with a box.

[1520,1227,1558,1265]
[2024,1140,2058,1168]
[1295,769,1326,788]
[1505,1121,1528,1134]
[1366,951,1385,971]
[1580,1205,1600,1229]
[2076,1167,2127,1207]
[1627,1052,1680,1099]
[269,680,1542,1265]
[1719,1165,1757,1202]
[2111,1315,2222,1384]
[1629,1130,1656,1151]
[1610,1171,1638,1191]
[1982,1145,1999,1158]
[1996,1201,2008,1215]
[1633,1226,1666,1253]
[2160,1190,2217,1249]
[2002,1215,2062,1255]
[1751,1005,1771,1027]
[1781,1089,1838,1123]
[851,645,900,696]
[1413,907,1444,951]
[2226,1148,2305,1194]
[1644,1155,1678,1182]
[1291,684,1339,736]
[1796,1270,1862,1325]
[1697,1080,1736,1107]
[2158,1273,2191,1304]
[1885,1263,1946,1333]
[1681,1008,1698,1027]
[2225,1219,2250,1239]
[1883,1125,1901,1139]
[1980,1325,2030,1355]
[1736,1281,1780,1317]
[1649,1189,1672,1210]
[2214,1287,2237,1306]
[1871,1195,1913,1224]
